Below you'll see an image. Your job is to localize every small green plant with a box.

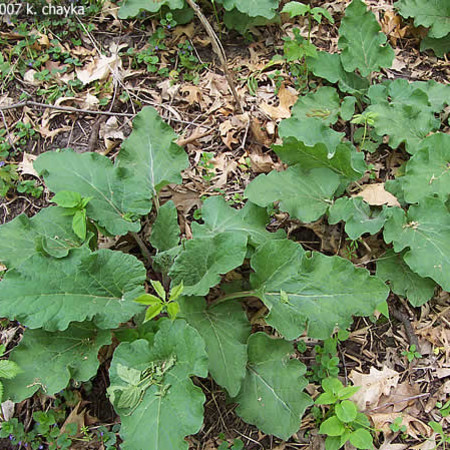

[17,180,43,198]
[389,416,407,434]
[218,435,245,450]
[0,344,21,403]
[0,162,18,197]
[401,344,422,363]
[436,399,450,418]
[134,280,183,322]
[51,191,92,240]
[199,151,215,182]
[316,377,374,450]
[351,112,379,151]
[281,2,334,89]
[428,421,450,449]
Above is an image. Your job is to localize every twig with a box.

[185,0,243,113]
[0,109,18,153]
[131,232,153,265]
[390,306,421,352]
[0,100,135,117]
[365,393,430,413]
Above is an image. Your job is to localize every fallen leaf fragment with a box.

[75,53,121,85]
[349,366,400,410]
[354,183,401,207]
[18,152,39,178]
[371,413,431,440]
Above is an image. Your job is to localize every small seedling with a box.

[401,344,422,363]
[51,191,92,240]
[389,416,407,433]
[134,280,183,322]
[351,112,379,151]
[316,377,374,450]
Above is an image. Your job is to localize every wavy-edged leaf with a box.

[0,247,146,331]
[233,332,312,440]
[383,197,450,291]
[307,52,370,95]
[118,0,184,18]
[178,296,251,396]
[273,138,367,187]
[411,79,450,111]
[328,197,388,239]
[338,0,394,76]
[223,9,278,33]
[219,0,278,19]
[169,233,248,296]
[376,249,436,307]
[245,166,340,223]
[191,196,285,246]
[399,133,450,204]
[150,200,180,252]
[0,206,83,269]
[290,86,341,125]
[2,323,111,402]
[420,33,450,57]
[394,0,450,38]
[116,107,188,198]
[250,241,389,339]
[108,319,208,450]
[34,150,147,236]
[279,117,344,157]
[367,80,440,154]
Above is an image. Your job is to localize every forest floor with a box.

[0,0,449,449]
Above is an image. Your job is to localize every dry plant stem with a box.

[185,0,243,113]
[390,306,420,353]
[131,232,153,265]
[0,100,135,117]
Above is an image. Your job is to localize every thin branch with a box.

[185,0,243,113]
[0,100,135,117]
[131,232,153,265]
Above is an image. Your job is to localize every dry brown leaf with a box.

[23,69,39,85]
[371,413,431,440]
[260,84,298,120]
[60,402,85,436]
[349,366,400,410]
[75,52,121,85]
[18,152,39,178]
[353,183,401,207]
[173,22,195,39]
[180,85,203,105]
[211,152,237,187]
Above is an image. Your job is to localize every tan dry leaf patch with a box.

[18,152,39,178]
[371,413,432,440]
[211,152,238,187]
[353,183,401,207]
[259,84,298,120]
[349,366,400,411]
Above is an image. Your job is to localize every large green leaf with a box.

[178,297,251,396]
[420,33,450,57]
[383,197,450,291]
[169,233,248,296]
[191,196,285,246]
[150,200,180,252]
[376,249,436,307]
[0,248,145,331]
[245,166,341,223]
[338,0,394,77]
[366,83,440,154]
[279,117,344,157]
[219,0,278,19]
[250,241,389,339]
[307,52,370,95]
[108,319,208,450]
[116,107,188,199]
[273,138,367,186]
[394,0,450,38]
[328,197,388,240]
[34,150,147,236]
[233,333,312,440]
[0,206,83,270]
[399,133,450,204]
[411,80,450,111]
[2,323,111,402]
[290,86,341,125]
[223,9,279,34]
[119,0,184,18]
